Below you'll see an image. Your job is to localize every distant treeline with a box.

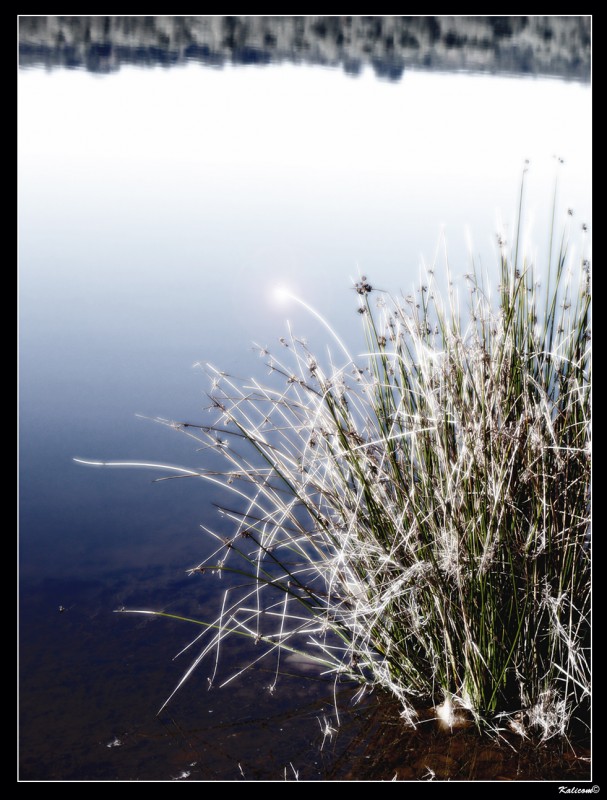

[18,16,591,81]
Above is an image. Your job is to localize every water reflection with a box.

[19,16,591,82]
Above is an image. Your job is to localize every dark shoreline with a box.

[19,16,591,82]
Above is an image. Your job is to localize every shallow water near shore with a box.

[19,17,592,781]
[20,573,591,781]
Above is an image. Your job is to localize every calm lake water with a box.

[19,17,591,781]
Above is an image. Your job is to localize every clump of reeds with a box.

[91,171,591,738]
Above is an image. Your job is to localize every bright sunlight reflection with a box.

[272,285,293,306]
